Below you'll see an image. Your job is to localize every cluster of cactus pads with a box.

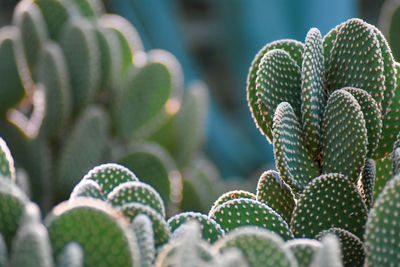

[0,0,400,265]
[0,0,219,213]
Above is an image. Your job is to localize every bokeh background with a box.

[0,0,390,180]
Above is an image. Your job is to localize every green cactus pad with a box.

[69,179,104,200]
[0,233,7,267]
[316,228,365,267]
[284,238,322,267]
[99,14,144,73]
[0,27,26,113]
[82,163,139,196]
[359,159,375,210]
[273,102,320,192]
[57,242,84,267]
[301,27,326,158]
[131,214,155,267]
[247,40,303,142]
[13,0,47,71]
[179,157,218,214]
[321,89,368,183]
[150,82,207,167]
[59,18,100,115]
[325,18,385,109]
[46,199,139,267]
[0,137,16,181]
[254,49,302,142]
[10,222,53,267]
[93,26,113,92]
[343,87,382,158]
[117,142,175,205]
[214,226,297,267]
[107,181,165,217]
[114,62,172,139]
[168,212,224,243]
[310,234,343,267]
[55,106,109,199]
[34,0,68,40]
[373,62,400,159]
[209,198,293,240]
[322,23,340,69]
[365,173,400,266]
[374,155,393,201]
[371,25,397,116]
[290,173,368,240]
[120,202,170,247]
[209,190,255,216]
[35,41,71,138]
[256,170,295,223]
[0,178,29,249]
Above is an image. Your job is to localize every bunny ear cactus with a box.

[45,198,140,267]
[214,226,297,267]
[0,27,27,113]
[316,228,365,267]
[365,172,400,266]
[13,0,47,72]
[131,214,155,267]
[168,212,224,243]
[248,18,399,194]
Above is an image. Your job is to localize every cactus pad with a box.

[321,89,368,182]
[131,214,155,267]
[214,226,297,267]
[359,159,376,210]
[209,198,293,240]
[107,181,165,217]
[10,221,54,267]
[0,27,26,113]
[365,173,400,266]
[13,0,47,71]
[256,170,295,223]
[34,0,68,40]
[325,18,385,108]
[290,173,368,239]
[374,62,400,159]
[117,142,175,205]
[374,155,393,201]
[56,106,109,198]
[209,190,255,216]
[0,178,29,249]
[120,202,170,247]
[46,199,139,267]
[83,163,139,196]
[316,227,365,267]
[168,212,224,243]
[301,28,325,157]
[344,88,382,158]
[59,18,99,114]
[35,41,71,138]
[254,49,302,142]
[247,40,303,142]
[273,102,320,192]
[69,179,104,200]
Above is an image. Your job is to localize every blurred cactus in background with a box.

[0,0,227,215]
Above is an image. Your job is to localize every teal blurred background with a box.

[0,0,387,179]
